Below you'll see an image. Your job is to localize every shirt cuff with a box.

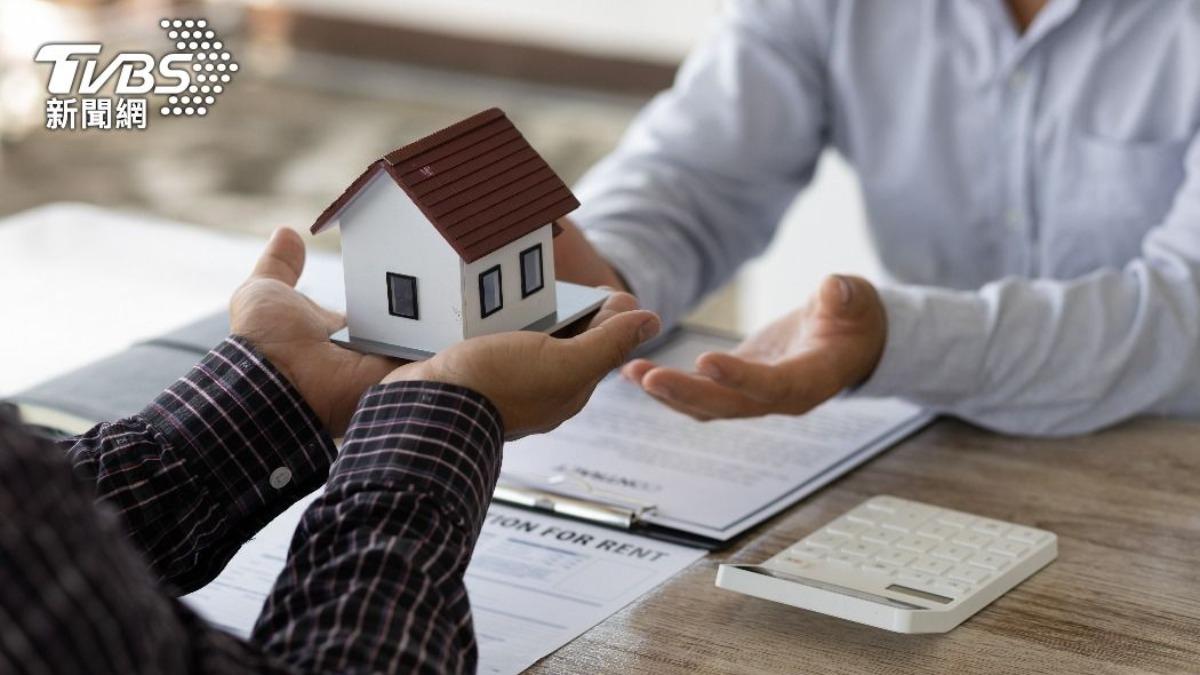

[334,381,505,535]
[855,285,990,402]
[140,336,337,529]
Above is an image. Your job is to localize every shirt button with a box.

[269,467,292,489]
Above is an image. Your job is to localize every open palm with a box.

[230,228,398,435]
[623,275,887,420]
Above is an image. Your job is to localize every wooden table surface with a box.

[528,417,1200,674]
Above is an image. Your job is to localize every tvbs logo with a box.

[36,43,193,96]
[35,18,238,130]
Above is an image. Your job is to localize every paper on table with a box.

[502,330,931,541]
[466,506,704,673]
[183,496,705,675]
[0,203,345,397]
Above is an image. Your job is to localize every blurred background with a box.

[0,0,882,334]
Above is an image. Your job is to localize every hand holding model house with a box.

[311,108,611,360]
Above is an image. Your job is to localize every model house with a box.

[310,107,597,357]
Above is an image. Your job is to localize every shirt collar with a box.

[976,0,1083,70]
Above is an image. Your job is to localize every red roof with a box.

[311,108,578,262]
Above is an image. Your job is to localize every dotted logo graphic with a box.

[157,18,238,117]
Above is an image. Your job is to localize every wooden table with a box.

[530,417,1200,674]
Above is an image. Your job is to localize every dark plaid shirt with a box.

[0,337,504,674]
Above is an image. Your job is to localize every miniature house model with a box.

[311,108,606,359]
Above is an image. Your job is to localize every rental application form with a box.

[183,496,705,674]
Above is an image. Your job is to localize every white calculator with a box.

[716,496,1056,633]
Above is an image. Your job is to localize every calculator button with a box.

[987,540,1029,558]
[948,565,991,585]
[786,544,827,561]
[858,562,896,579]
[935,511,975,528]
[929,543,973,562]
[875,549,918,567]
[826,552,860,568]
[840,541,881,558]
[805,532,846,549]
[967,552,1011,571]
[951,531,993,549]
[970,519,1011,537]
[861,528,903,545]
[826,518,871,537]
[895,535,938,553]
[1006,527,1050,545]
[845,509,878,525]
[879,509,934,532]
[916,523,961,541]
[896,569,935,586]
[910,556,953,576]
[779,555,814,568]
[931,579,971,598]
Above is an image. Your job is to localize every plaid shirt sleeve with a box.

[253,382,504,673]
[61,337,339,594]
[0,337,505,674]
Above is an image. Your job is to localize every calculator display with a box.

[886,584,954,605]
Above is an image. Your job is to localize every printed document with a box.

[502,331,931,541]
[183,497,705,674]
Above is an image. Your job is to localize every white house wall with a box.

[339,174,463,353]
[462,224,557,338]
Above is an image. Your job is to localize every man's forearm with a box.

[857,258,1200,435]
[4,369,505,674]
[62,337,338,592]
[253,381,504,673]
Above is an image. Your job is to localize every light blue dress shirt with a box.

[573,0,1200,435]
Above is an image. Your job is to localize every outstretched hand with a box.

[230,228,399,436]
[384,293,660,439]
[622,275,887,421]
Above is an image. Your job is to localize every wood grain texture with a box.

[272,10,679,96]
[526,417,1200,674]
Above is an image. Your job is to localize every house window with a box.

[386,272,419,320]
[479,265,503,318]
[520,244,544,298]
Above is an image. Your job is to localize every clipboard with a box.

[491,427,930,551]
[6,312,231,436]
[493,479,734,550]
[493,467,735,550]
[492,325,933,551]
